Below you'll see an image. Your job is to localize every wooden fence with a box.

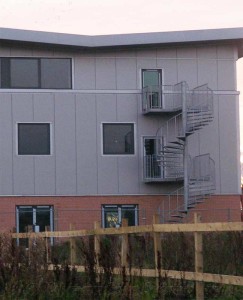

[11,213,243,300]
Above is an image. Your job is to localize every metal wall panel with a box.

[76,94,98,195]
[54,93,77,195]
[0,94,13,194]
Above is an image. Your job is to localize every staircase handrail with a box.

[187,84,214,113]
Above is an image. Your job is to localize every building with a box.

[0,27,242,233]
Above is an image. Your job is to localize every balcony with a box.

[143,154,183,182]
[142,82,184,114]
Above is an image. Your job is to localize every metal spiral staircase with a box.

[142,81,215,223]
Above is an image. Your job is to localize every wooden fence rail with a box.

[11,213,243,300]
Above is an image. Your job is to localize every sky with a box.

[0,0,243,148]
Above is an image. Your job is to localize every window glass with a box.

[18,123,50,155]
[41,58,71,89]
[0,57,72,89]
[18,207,33,233]
[121,206,136,226]
[36,207,52,232]
[103,123,134,155]
[142,69,161,88]
[104,207,119,228]
[10,59,39,88]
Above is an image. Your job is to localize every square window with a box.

[18,123,51,155]
[103,123,134,155]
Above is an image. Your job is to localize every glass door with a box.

[142,69,162,109]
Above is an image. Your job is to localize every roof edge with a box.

[1,27,243,49]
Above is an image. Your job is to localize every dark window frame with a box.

[101,204,138,228]
[0,57,72,89]
[17,122,51,156]
[102,122,135,155]
[16,205,54,245]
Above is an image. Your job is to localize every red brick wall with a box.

[0,194,241,232]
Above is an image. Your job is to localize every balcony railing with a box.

[143,155,183,182]
[142,82,184,114]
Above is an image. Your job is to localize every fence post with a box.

[27,225,33,261]
[194,213,204,300]
[94,221,101,269]
[70,223,77,265]
[121,218,128,267]
[45,226,50,263]
[153,214,162,291]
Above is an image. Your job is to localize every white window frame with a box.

[16,122,53,156]
[101,122,136,156]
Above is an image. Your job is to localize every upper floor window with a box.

[0,58,72,89]
[102,123,135,155]
[18,123,51,155]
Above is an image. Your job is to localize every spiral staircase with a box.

[142,81,215,223]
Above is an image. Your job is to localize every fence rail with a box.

[10,213,243,300]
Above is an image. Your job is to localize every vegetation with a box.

[0,231,242,299]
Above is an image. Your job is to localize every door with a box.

[142,69,162,109]
[144,137,161,179]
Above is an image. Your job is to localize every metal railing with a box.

[143,154,183,181]
[142,82,184,113]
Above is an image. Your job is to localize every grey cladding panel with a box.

[54,93,77,195]
[116,94,138,121]
[218,95,240,194]
[198,59,218,89]
[74,57,96,89]
[12,94,33,121]
[118,156,139,194]
[0,94,13,194]
[217,60,236,90]
[34,156,55,195]
[116,58,137,89]
[76,94,98,195]
[177,59,198,88]
[33,93,55,122]
[13,156,35,195]
[96,58,116,89]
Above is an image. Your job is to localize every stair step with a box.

[170,141,184,145]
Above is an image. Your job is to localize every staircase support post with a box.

[184,140,189,211]
[182,82,189,211]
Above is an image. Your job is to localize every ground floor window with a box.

[16,205,54,233]
[102,205,138,228]
[16,205,54,245]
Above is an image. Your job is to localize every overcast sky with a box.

[0,0,243,148]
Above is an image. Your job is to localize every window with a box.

[18,123,51,155]
[103,123,135,155]
[16,205,54,246]
[102,205,138,228]
[0,58,72,89]
[142,69,162,109]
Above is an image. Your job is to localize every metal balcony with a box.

[142,82,184,114]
